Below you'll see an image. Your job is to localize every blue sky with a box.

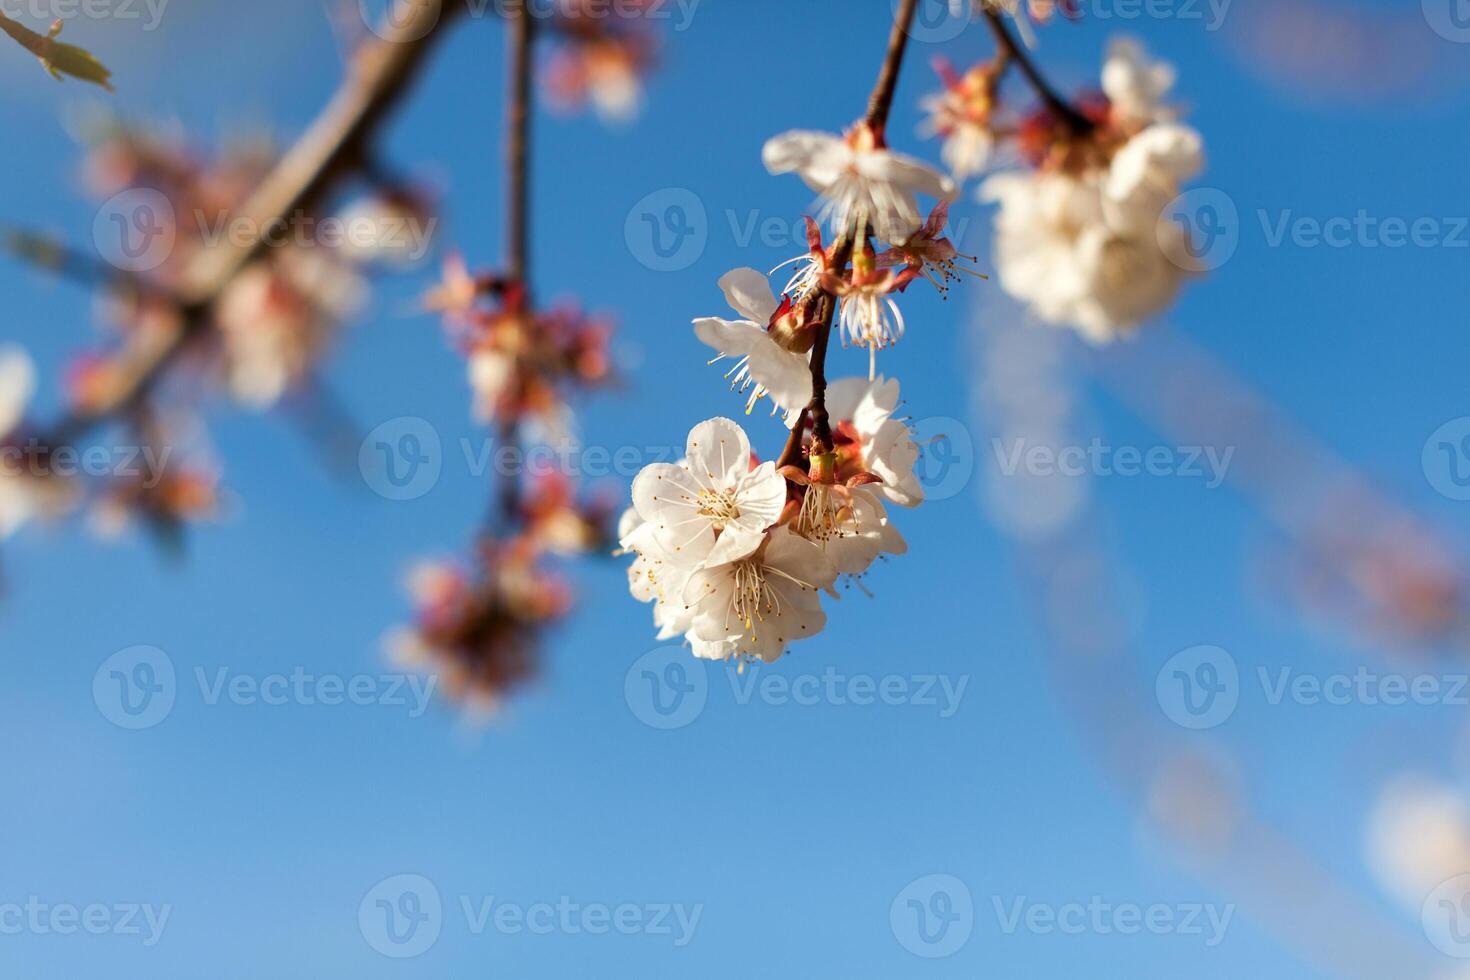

[0,0,1468,977]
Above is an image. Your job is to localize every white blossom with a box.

[1102,37,1178,127]
[762,128,957,243]
[683,526,837,663]
[826,375,925,508]
[693,268,812,427]
[630,417,786,569]
[979,39,1204,341]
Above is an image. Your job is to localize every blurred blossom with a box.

[1367,776,1470,910]
[544,17,656,123]
[979,38,1204,342]
[216,251,365,408]
[389,547,570,711]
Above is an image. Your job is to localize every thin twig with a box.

[493,3,535,530]
[804,0,918,457]
[506,4,533,289]
[865,0,920,136]
[981,8,1093,134]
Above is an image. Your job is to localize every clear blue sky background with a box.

[0,0,1468,977]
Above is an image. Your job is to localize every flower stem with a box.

[865,0,921,136]
[494,3,535,531]
[804,0,918,459]
[981,8,1093,134]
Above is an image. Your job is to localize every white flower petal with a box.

[717,267,779,325]
[684,417,751,488]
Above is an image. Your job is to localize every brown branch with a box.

[505,4,533,289]
[492,3,535,531]
[802,0,918,459]
[865,0,920,136]
[34,0,462,449]
[981,8,1093,134]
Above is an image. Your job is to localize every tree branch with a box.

[35,0,463,448]
[804,0,917,457]
[981,8,1093,134]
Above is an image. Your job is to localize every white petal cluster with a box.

[762,130,958,244]
[622,400,921,664]
[828,376,925,508]
[979,38,1204,342]
[693,268,812,428]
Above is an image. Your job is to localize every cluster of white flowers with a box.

[621,384,922,663]
[620,78,982,661]
[978,39,1204,342]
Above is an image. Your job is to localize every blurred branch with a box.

[35,0,464,449]
[981,8,1092,134]
[492,4,535,532]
